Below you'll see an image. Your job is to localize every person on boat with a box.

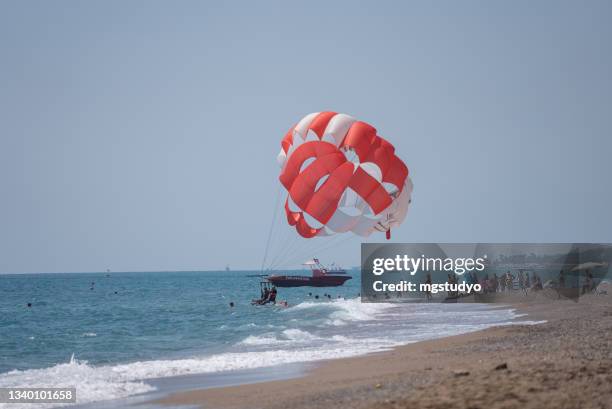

[261,287,270,301]
[253,286,270,305]
[266,287,277,304]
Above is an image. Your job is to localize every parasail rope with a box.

[270,232,360,271]
[260,184,283,274]
[266,227,304,272]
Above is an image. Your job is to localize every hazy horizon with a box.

[0,267,344,275]
[2,1,611,274]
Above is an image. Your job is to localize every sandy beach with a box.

[156,294,612,409]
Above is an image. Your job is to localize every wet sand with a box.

[155,293,612,409]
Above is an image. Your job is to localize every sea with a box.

[0,271,538,408]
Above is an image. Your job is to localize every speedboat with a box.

[266,259,352,287]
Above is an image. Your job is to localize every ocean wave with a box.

[281,328,320,340]
[287,297,393,325]
[238,328,323,346]
[0,355,154,409]
[0,343,393,409]
[238,334,283,346]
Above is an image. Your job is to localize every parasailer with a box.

[277,112,413,239]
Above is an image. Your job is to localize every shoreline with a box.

[66,363,309,409]
[154,294,612,409]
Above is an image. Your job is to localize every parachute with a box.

[277,112,413,239]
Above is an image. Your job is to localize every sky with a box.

[1,1,611,273]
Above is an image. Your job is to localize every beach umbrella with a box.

[277,112,413,239]
[571,262,608,271]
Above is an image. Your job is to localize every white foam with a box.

[0,355,154,409]
[238,329,323,346]
[288,298,393,326]
[281,328,321,341]
[0,343,394,409]
[238,335,283,346]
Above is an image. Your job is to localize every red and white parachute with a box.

[277,112,413,239]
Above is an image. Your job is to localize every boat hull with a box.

[267,275,352,287]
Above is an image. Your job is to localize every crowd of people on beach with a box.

[462,268,598,296]
[467,270,544,294]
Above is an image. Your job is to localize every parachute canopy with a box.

[277,112,413,238]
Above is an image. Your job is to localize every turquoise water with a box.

[0,271,528,408]
[0,271,361,373]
